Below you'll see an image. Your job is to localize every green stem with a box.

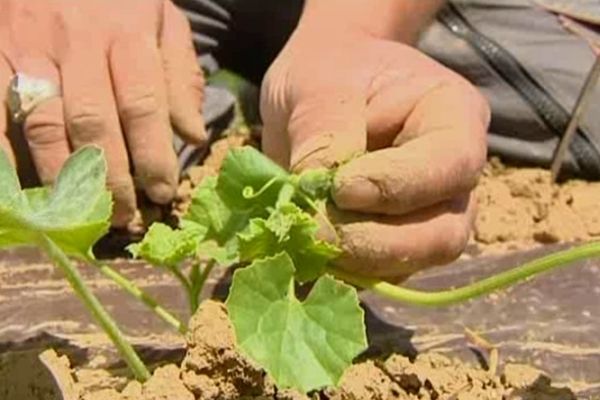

[277,182,296,206]
[171,266,195,312]
[38,235,150,381]
[189,263,201,313]
[301,193,340,244]
[189,260,215,313]
[243,176,281,199]
[328,241,600,306]
[91,260,186,334]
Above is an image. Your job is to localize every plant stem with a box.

[38,235,150,381]
[300,193,340,244]
[190,260,215,313]
[170,266,195,312]
[92,260,186,334]
[171,265,192,292]
[189,262,201,312]
[328,241,600,306]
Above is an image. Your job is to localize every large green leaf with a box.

[226,252,367,392]
[217,146,289,212]
[0,146,112,258]
[238,204,340,282]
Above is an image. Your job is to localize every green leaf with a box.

[0,149,26,211]
[183,176,249,245]
[196,239,239,266]
[226,252,367,392]
[0,146,112,258]
[238,203,340,282]
[128,222,206,268]
[217,146,289,212]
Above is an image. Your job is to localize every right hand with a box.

[261,24,489,281]
[0,0,206,226]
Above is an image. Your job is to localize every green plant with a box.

[131,146,600,393]
[0,146,185,382]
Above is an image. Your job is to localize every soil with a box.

[474,158,600,252]
[29,301,577,400]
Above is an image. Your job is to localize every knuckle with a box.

[457,142,487,190]
[68,106,111,143]
[471,86,492,127]
[25,118,65,147]
[119,89,160,122]
[434,219,471,264]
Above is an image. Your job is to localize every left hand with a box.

[0,0,206,227]
[260,26,490,281]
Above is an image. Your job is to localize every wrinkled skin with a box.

[261,25,490,280]
[0,0,206,226]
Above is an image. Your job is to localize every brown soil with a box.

[474,158,600,252]
[32,300,575,400]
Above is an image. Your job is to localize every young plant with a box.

[131,146,600,393]
[0,146,185,381]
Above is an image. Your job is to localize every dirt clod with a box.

[142,364,194,400]
[474,160,600,251]
[180,300,272,400]
[326,361,402,400]
[502,364,549,389]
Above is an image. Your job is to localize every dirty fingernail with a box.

[334,177,381,210]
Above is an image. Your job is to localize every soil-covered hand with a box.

[0,0,206,226]
[261,26,490,280]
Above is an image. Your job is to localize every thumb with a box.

[287,88,367,172]
[260,74,368,172]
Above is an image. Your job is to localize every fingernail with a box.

[334,177,381,210]
[146,181,176,205]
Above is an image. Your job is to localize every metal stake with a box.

[550,55,600,182]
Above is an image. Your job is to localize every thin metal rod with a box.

[551,55,600,182]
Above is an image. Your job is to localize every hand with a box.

[0,0,206,226]
[261,26,490,281]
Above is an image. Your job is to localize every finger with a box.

[262,72,368,171]
[365,69,444,150]
[13,56,70,184]
[334,80,489,215]
[59,35,136,227]
[110,33,179,205]
[0,55,16,165]
[160,1,207,144]
[333,193,475,280]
